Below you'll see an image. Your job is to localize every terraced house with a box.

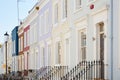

[18,13,31,78]
[11,26,19,74]
[1,0,120,80]
[18,24,24,75]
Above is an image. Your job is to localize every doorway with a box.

[96,22,105,79]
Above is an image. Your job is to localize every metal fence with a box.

[61,60,105,80]
[0,60,105,80]
[39,66,68,80]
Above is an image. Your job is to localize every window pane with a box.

[63,0,67,19]
[79,29,86,61]
[99,23,104,32]
[45,11,49,33]
[54,3,58,24]
[76,0,81,9]
[81,47,86,60]
[56,41,61,64]
[48,45,51,66]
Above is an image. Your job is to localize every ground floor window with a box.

[78,29,86,61]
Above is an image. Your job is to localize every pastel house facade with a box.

[1,0,120,80]
[51,0,71,67]
[11,26,19,73]
[51,0,110,79]
[18,26,24,73]
[29,4,39,71]
[37,0,52,68]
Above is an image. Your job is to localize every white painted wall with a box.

[0,45,4,74]
[112,0,120,79]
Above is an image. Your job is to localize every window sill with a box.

[87,0,97,6]
[53,23,58,27]
[61,18,67,23]
[74,7,82,14]
[54,64,61,66]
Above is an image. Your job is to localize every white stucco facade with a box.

[0,0,120,79]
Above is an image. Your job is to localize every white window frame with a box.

[24,32,26,48]
[35,51,38,69]
[32,23,37,43]
[39,15,42,36]
[87,0,97,5]
[96,22,104,60]
[20,37,21,51]
[88,0,96,3]
[41,14,45,35]
[54,3,58,25]
[19,38,20,52]
[41,47,45,67]
[48,44,51,66]
[14,40,15,53]
[27,30,30,46]
[65,38,70,65]
[26,31,28,46]
[55,41,61,64]
[35,24,37,43]
[78,29,86,61]
[45,9,49,33]
[75,0,82,10]
[62,0,67,20]
[21,36,23,51]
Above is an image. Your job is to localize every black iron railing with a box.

[61,60,105,80]
[40,66,68,80]
[0,60,105,80]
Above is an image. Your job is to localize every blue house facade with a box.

[11,26,19,56]
[11,26,19,72]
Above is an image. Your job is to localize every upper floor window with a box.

[41,14,45,34]
[76,0,81,10]
[27,30,30,46]
[21,36,23,51]
[24,32,26,47]
[33,23,37,43]
[45,10,49,33]
[62,0,67,19]
[54,3,58,24]
[39,15,42,36]
[30,27,33,44]
[19,38,20,52]
[13,40,15,53]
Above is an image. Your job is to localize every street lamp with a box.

[4,32,9,76]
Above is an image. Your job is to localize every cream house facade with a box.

[51,0,108,64]
[29,4,39,71]
[51,0,110,79]
[51,0,71,67]
[7,36,12,73]
[0,36,12,74]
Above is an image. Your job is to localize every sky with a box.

[0,0,37,43]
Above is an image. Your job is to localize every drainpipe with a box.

[110,0,113,79]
